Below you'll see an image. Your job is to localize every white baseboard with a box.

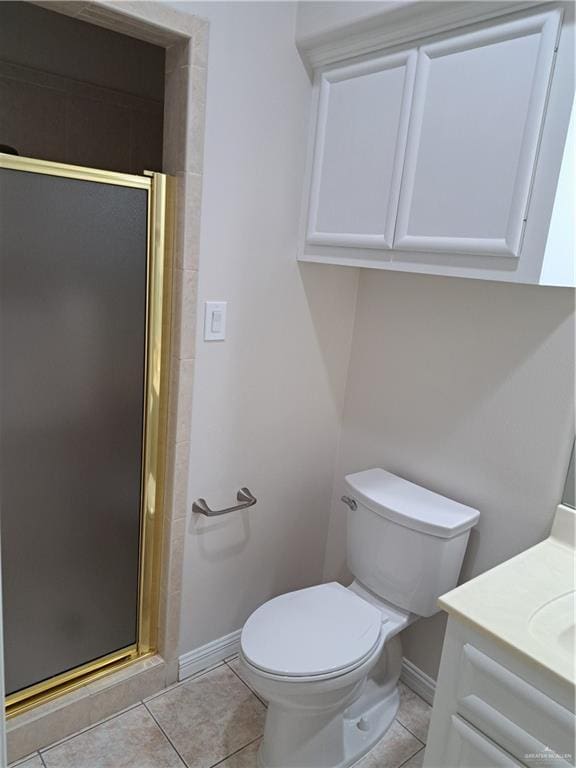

[400,657,436,706]
[179,632,436,706]
[178,629,242,681]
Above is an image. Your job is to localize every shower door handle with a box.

[193,487,257,516]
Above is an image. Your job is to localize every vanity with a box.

[424,503,575,768]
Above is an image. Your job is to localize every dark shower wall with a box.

[0,2,165,174]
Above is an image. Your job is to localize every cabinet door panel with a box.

[443,716,524,768]
[394,10,561,257]
[307,51,416,249]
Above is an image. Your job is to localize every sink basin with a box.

[529,591,575,663]
[440,504,576,685]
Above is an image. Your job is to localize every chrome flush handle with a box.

[341,495,357,511]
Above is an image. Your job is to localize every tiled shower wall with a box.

[5,3,208,760]
[0,3,165,174]
[0,60,163,174]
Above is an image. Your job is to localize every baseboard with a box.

[179,633,436,704]
[400,657,436,706]
[178,629,242,681]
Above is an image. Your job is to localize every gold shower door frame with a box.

[0,154,173,717]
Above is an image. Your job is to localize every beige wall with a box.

[172,1,359,652]
[169,0,575,677]
[324,270,575,678]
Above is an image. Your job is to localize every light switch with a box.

[204,301,227,341]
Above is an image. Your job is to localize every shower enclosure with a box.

[0,154,172,715]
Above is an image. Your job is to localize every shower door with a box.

[0,155,171,714]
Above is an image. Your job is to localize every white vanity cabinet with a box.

[300,4,575,286]
[424,618,576,768]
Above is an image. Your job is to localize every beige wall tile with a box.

[192,20,209,68]
[172,441,191,521]
[171,269,198,361]
[157,589,181,662]
[165,40,191,74]
[174,358,195,444]
[164,658,179,687]
[185,86,206,176]
[189,65,207,109]
[174,172,202,271]
[7,689,91,764]
[87,657,166,725]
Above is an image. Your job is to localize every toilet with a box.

[239,468,480,768]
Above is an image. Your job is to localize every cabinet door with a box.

[307,50,417,249]
[441,716,524,768]
[394,10,561,257]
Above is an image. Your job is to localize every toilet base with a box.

[257,685,400,768]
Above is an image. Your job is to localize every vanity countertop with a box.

[439,503,575,687]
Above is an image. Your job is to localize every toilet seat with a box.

[240,582,383,679]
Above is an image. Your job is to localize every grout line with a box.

[38,663,230,760]
[8,753,42,768]
[38,754,48,768]
[144,661,226,703]
[208,735,262,768]
[224,660,267,707]
[394,717,426,746]
[143,702,188,767]
[397,745,425,768]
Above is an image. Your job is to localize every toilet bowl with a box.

[240,581,414,768]
[240,468,480,768]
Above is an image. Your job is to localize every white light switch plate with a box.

[204,301,227,341]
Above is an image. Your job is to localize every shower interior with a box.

[0,2,170,716]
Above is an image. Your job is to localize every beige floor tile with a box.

[356,720,423,768]
[146,663,265,768]
[396,684,432,743]
[225,658,266,704]
[10,756,44,768]
[216,739,260,768]
[41,705,184,768]
[399,747,425,767]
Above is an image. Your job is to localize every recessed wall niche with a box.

[0,1,165,174]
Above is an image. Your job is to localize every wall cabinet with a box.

[307,50,416,249]
[300,5,575,286]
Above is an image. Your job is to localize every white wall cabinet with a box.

[394,11,560,258]
[307,51,416,249]
[300,5,575,286]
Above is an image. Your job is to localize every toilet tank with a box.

[344,469,479,618]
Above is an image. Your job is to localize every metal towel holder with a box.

[193,487,257,517]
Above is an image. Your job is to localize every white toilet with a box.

[239,468,480,768]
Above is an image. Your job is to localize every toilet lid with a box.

[241,583,382,678]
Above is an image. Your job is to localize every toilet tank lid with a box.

[344,469,479,539]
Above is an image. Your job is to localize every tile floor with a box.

[11,657,431,768]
